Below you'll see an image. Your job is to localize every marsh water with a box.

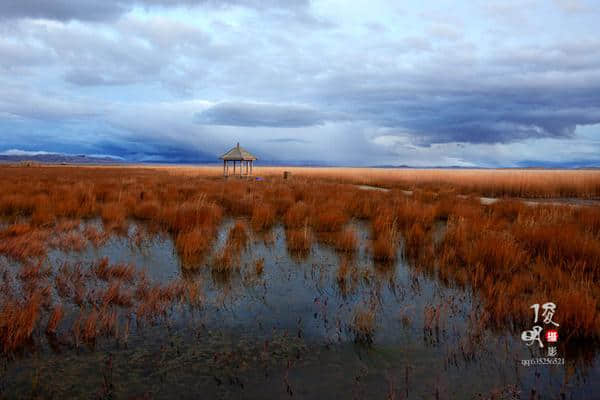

[3,219,599,399]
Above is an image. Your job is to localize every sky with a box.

[1,0,599,167]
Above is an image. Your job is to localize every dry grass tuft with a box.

[18,261,51,282]
[0,290,43,353]
[163,200,223,233]
[372,233,398,262]
[251,203,275,232]
[228,221,249,251]
[101,282,133,307]
[212,245,236,273]
[286,227,312,253]
[352,305,376,344]
[333,227,358,253]
[46,304,64,335]
[176,229,213,267]
[336,256,353,284]
[76,310,100,345]
[211,221,249,273]
[84,225,109,247]
[31,202,55,227]
[0,225,48,261]
[403,223,427,262]
[54,231,87,252]
[284,202,310,229]
[94,258,136,283]
[312,205,347,232]
[254,257,265,275]
[133,201,160,220]
[101,202,127,230]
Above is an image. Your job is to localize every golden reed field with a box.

[161,165,600,198]
[0,164,599,356]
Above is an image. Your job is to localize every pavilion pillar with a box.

[223,160,226,176]
[250,161,253,176]
[233,160,236,175]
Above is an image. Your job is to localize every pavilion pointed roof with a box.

[220,143,257,161]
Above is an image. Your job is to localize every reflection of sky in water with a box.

[46,221,181,282]
[5,218,600,399]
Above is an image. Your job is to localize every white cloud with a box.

[0,149,54,156]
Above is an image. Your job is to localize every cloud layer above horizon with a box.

[1,0,600,166]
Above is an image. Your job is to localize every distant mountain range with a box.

[1,151,598,169]
[370,164,600,169]
[0,153,124,164]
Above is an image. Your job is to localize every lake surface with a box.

[3,219,599,399]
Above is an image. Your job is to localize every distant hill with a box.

[369,164,485,169]
[1,151,598,169]
[0,153,124,164]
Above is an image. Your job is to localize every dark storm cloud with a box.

[0,1,126,21]
[90,136,216,163]
[0,0,309,21]
[310,37,600,145]
[196,102,345,127]
[264,138,311,144]
[357,89,600,145]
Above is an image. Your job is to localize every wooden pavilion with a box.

[220,143,257,177]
